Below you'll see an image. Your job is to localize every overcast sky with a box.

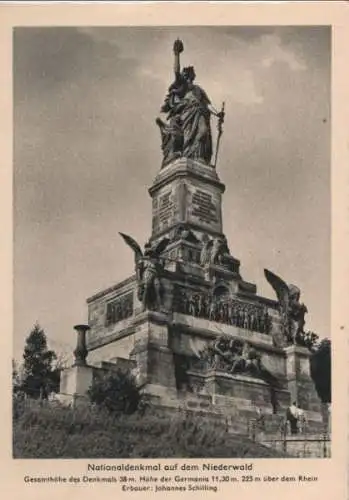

[13,26,330,361]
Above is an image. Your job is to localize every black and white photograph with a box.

[12,24,333,461]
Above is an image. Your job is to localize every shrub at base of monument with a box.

[87,369,147,415]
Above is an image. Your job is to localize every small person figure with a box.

[197,294,204,318]
[218,302,225,323]
[257,308,264,333]
[181,291,189,314]
[297,406,306,434]
[189,294,197,317]
[115,302,122,322]
[243,308,249,329]
[156,115,183,167]
[286,401,299,435]
[209,301,217,321]
[256,407,265,431]
[202,294,209,318]
[231,303,238,326]
[263,308,270,334]
[235,306,240,327]
[246,308,251,330]
[225,301,232,325]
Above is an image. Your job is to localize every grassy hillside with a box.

[13,398,287,459]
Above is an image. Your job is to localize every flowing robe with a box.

[177,84,212,164]
[163,81,213,164]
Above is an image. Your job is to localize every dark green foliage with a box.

[21,323,60,399]
[87,369,144,414]
[12,359,22,394]
[13,399,287,459]
[296,330,319,350]
[310,338,331,404]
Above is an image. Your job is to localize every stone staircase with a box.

[144,386,330,458]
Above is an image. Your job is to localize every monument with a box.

[59,40,324,437]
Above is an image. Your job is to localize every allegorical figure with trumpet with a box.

[156,39,225,167]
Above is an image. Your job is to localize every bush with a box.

[87,369,146,414]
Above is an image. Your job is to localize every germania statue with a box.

[156,39,225,167]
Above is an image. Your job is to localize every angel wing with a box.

[221,236,230,256]
[119,233,145,282]
[200,239,213,266]
[119,232,143,261]
[152,237,170,256]
[264,269,290,312]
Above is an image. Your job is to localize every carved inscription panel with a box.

[152,187,179,234]
[188,185,221,231]
[151,181,222,234]
[192,189,218,224]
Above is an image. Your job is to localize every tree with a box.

[310,338,331,404]
[12,359,24,395]
[12,359,19,390]
[21,323,59,399]
[88,369,146,415]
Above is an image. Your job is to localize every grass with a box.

[13,397,287,459]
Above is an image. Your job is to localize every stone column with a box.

[58,324,94,405]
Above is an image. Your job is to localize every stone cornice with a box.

[169,315,285,354]
[87,324,136,351]
[149,221,224,242]
[236,291,278,308]
[149,158,225,196]
[86,275,136,303]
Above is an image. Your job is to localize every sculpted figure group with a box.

[175,289,271,335]
[199,335,279,388]
[117,237,310,349]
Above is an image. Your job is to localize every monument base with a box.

[57,364,94,405]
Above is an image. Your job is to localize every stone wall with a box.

[87,333,135,366]
[261,436,331,458]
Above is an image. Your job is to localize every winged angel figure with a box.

[264,269,308,345]
[119,233,170,312]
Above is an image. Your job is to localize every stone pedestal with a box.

[57,324,95,404]
[187,369,290,414]
[284,344,322,415]
[149,158,225,242]
[58,364,94,404]
[129,311,177,391]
